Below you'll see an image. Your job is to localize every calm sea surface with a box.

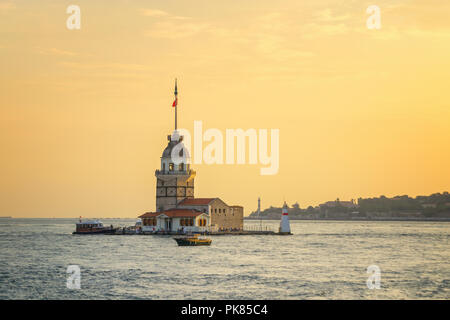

[0,219,448,299]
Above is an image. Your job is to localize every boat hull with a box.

[174,238,212,246]
[72,228,117,235]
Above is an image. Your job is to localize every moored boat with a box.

[173,234,212,246]
[73,218,116,235]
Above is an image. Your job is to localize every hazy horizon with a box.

[2,189,449,219]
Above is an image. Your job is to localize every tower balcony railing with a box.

[155,169,193,175]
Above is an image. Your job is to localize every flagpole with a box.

[174,78,178,131]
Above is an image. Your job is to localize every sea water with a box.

[0,219,448,299]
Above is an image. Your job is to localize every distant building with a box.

[139,81,243,233]
[319,198,358,209]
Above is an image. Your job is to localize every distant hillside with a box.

[247,192,450,220]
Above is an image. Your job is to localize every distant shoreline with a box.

[244,217,450,222]
[3,217,450,222]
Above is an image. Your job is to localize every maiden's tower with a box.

[139,80,243,233]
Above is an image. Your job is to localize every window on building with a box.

[179,163,184,171]
[162,163,166,171]
[169,163,174,171]
[198,218,207,226]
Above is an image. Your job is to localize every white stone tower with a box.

[155,80,196,212]
[279,201,292,234]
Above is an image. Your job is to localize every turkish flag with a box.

[172,98,178,107]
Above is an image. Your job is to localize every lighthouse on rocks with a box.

[278,201,292,235]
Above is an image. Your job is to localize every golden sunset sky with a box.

[1,0,449,218]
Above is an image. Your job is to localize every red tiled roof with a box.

[139,209,204,218]
[178,198,216,206]
[139,212,159,218]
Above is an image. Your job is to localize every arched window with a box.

[169,163,174,171]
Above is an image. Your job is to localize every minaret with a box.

[257,197,262,231]
[279,201,292,234]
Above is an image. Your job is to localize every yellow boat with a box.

[173,234,212,246]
